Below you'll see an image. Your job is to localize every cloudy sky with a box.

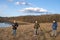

[0,0,60,17]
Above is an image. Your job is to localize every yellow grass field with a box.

[0,22,60,40]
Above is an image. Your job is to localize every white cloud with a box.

[18,7,48,13]
[15,1,32,6]
[15,2,20,5]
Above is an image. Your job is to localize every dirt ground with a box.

[0,22,60,40]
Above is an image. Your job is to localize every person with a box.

[12,20,19,36]
[34,21,40,35]
[51,20,58,37]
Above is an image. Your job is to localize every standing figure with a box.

[34,21,40,35]
[12,20,19,36]
[51,20,58,37]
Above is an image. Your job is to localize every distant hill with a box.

[0,14,60,23]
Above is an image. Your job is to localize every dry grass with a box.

[0,22,60,40]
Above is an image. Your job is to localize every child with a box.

[51,20,57,37]
[12,20,19,36]
[34,21,40,35]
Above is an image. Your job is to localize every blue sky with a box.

[0,0,60,17]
